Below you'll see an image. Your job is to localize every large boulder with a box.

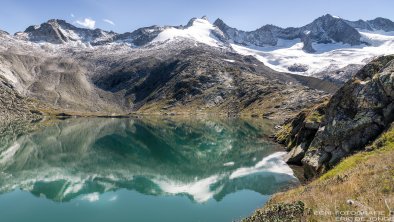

[301,55,394,178]
[276,55,394,179]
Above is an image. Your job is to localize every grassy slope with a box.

[245,125,394,221]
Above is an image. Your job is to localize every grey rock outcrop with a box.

[277,55,394,179]
[302,55,394,178]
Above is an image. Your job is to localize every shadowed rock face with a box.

[0,118,298,203]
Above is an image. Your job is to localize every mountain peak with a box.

[213,18,226,26]
[367,17,394,31]
[0,30,9,36]
[186,16,212,27]
[307,14,362,46]
[316,13,342,22]
[47,19,68,25]
[213,18,232,34]
[186,17,198,27]
[20,18,115,45]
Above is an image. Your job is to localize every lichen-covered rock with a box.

[275,99,328,164]
[277,55,394,179]
[243,201,305,222]
[301,55,394,178]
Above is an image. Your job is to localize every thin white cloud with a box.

[76,18,96,29]
[70,13,75,18]
[103,19,115,26]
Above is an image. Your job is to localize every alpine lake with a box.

[0,117,299,222]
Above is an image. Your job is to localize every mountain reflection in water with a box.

[0,117,298,221]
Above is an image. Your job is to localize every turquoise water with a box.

[0,118,298,222]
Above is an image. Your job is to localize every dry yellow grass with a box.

[249,126,394,221]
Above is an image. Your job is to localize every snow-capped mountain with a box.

[5,14,394,82]
[214,14,364,53]
[12,16,227,48]
[151,16,227,47]
[216,14,394,81]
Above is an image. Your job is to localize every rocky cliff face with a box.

[277,55,394,179]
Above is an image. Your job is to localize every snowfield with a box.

[231,29,394,76]
[152,18,224,47]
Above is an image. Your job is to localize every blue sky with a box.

[1,0,393,34]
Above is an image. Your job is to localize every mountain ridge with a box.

[7,14,394,50]
[4,14,394,82]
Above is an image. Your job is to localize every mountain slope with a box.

[0,76,40,123]
[2,15,394,119]
[0,28,332,119]
[246,124,394,221]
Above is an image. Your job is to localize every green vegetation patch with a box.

[320,126,394,181]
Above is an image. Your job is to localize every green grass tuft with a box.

[319,126,394,181]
